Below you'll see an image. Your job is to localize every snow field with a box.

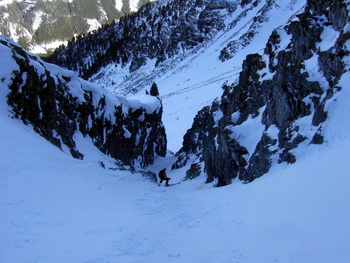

[1,103,350,262]
[2,0,350,262]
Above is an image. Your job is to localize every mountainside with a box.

[174,0,350,186]
[0,35,166,168]
[2,79,350,263]
[2,0,350,261]
[0,0,154,54]
[48,0,308,151]
[48,0,350,186]
[1,102,350,262]
[47,0,238,78]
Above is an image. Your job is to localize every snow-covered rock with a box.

[0,35,166,168]
[174,0,350,186]
[47,0,308,152]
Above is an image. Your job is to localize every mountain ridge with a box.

[47,0,308,152]
[0,35,166,169]
[174,0,350,186]
[1,0,350,261]
[0,0,154,54]
[2,0,350,186]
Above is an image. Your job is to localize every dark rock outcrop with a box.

[171,105,212,169]
[185,163,202,180]
[219,0,275,62]
[174,0,350,186]
[1,36,167,168]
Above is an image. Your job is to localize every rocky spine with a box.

[174,0,350,186]
[1,37,166,168]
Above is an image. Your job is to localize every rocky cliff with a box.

[173,0,350,186]
[0,36,166,168]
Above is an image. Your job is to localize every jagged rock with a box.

[180,106,212,155]
[172,105,212,170]
[310,128,324,145]
[185,163,202,180]
[171,154,190,170]
[173,0,350,186]
[139,170,158,183]
[240,134,275,182]
[287,18,321,62]
[240,0,254,6]
[278,150,296,164]
[318,49,345,87]
[1,36,166,168]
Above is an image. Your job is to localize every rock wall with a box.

[174,0,350,186]
[1,36,167,168]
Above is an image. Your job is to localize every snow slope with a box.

[94,0,307,152]
[159,0,307,152]
[1,58,350,263]
[2,0,350,262]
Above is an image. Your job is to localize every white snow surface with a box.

[30,39,68,54]
[0,0,19,6]
[1,37,350,263]
[1,71,350,262]
[126,95,161,114]
[2,0,350,262]
[0,0,152,12]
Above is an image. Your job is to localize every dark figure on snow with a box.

[158,168,171,186]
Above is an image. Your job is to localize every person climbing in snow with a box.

[158,168,171,186]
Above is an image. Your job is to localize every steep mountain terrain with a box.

[47,0,238,78]
[175,0,350,186]
[0,35,166,168]
[48,0,350,186]
[48,0,308,151]
[1,0,350,261]
[0,0,154,54]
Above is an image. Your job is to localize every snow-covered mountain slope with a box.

[172,0,350,185]
[155,0,306,151]
[1,62,350,262]
[1,0,350,261]
[0,0,155,54]
[53,0,307,151]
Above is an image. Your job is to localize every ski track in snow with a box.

[161,68,240,100]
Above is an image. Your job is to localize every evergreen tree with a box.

[150,82,159,97]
